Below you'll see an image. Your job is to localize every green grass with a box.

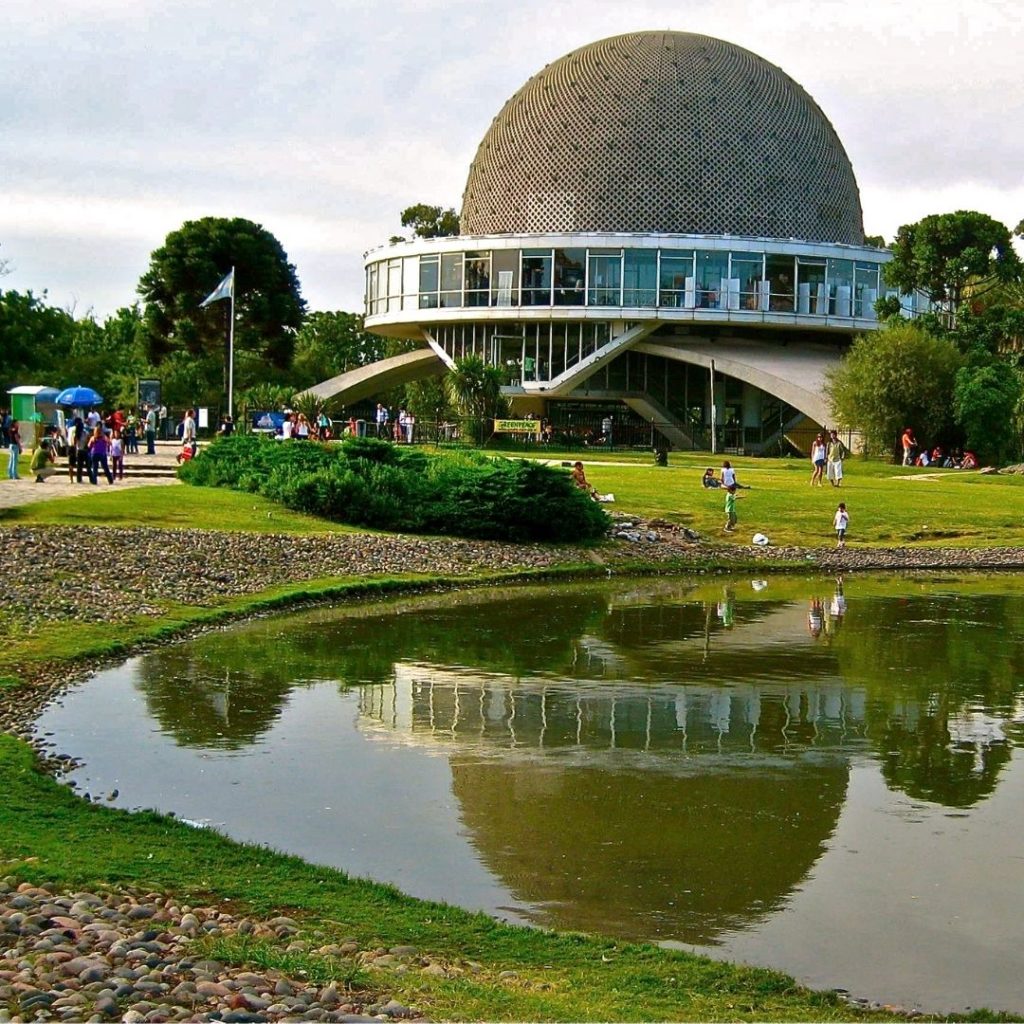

[0,485,355,533]
[568,451,1024,548]
[5,449,1023,548]
[0,734,925,1021]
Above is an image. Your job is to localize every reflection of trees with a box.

[876,706,1010,808]
[834,593,1024,808]
[450,757,847,943]
[138,581,1024,817]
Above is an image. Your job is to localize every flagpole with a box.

[227,266,236,421]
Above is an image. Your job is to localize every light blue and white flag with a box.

[200,269,234,307]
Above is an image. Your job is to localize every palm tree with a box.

[445,355,507,443]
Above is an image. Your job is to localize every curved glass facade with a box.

[366,241,884,323]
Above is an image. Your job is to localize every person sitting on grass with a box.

[571,460,599,501]
[702,467,721,488]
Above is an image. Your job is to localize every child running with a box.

[833,502,849,548]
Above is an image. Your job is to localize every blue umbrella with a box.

[56,385,104,407]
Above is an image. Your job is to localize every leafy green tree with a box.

[65,306,148,409]
[952,354,1021,464]
[825,321,962,455]
[138,217,305,395]
[291,311,386,389]
[885,211,1022,319]
[397,204,460,240]
[0,289,75,394]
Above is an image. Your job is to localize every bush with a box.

[180,434,609,542]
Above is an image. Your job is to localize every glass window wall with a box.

[855,262,880,319]
[492,249,518,307]
[696,251,728,309]
[440,253,463,308]
[624,250,657,306]
[766,254,795,312]
[522,249,552,306]
[386,259,402,313]
[464,252,491,307]
[554,248,586,305]
[730,252,763,311]
[588,249,622,306]
[402,256,419,311]
[659,252,694,307]
[827,258,854,317]
[419,255,439,309]
[368,246,885,321]
[796,258,827,315]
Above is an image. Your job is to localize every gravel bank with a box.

[0,879,434,1022]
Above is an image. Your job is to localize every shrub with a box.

[180,434,609,542]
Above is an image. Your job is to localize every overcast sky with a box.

[2,0,1022,319]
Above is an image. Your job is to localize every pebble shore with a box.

[0,879,437,1023]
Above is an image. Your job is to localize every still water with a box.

[35,576,1024,1014]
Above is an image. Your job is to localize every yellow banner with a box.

[494,419,541,435]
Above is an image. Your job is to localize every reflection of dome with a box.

[450,758,847,942]
[460,31,864,244]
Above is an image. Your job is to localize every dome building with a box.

[335,31,907,450]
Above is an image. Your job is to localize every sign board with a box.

[198,407,209,430]
[494,418,541,435]
[137,378,161,410]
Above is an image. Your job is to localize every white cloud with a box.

[3,0,1022,317]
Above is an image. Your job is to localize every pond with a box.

[34,575,1024,1015]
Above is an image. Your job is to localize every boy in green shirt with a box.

[724,485,738,532]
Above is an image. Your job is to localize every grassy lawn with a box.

[6,449,1022,548]
[561,451,1024,548]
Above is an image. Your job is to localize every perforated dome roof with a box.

[460,31,864,244]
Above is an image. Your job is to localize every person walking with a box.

[375,403,389,438]
[810,433,827,486]
[834,502,850,548]
[6,419,21,479]
[826,430,848,487]
[901,426,917,466]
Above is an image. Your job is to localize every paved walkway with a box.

[0,443,181,511]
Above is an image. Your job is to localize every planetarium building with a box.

[354,31,904,451]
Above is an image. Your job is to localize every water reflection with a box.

[42,576,1024,1013]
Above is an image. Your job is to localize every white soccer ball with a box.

[752,533,770,546]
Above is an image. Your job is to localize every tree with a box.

[953,354,1022,465]
[0,289,75,394]
[291,312,386,390]
[397,204,460,240]
[138,217,305,400]
[825,321,962,454]
[445,355,507,442]
[885,211,1022,320]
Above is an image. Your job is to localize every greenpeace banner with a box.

[494,419,541,435]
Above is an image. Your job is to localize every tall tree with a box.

[0,290,75,394]
[885,211,1022,320]
[825,321,962,455]
[138,217,305,379]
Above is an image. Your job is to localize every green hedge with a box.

[179,435,609,542]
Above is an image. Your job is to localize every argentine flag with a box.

[200,268,234,307]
